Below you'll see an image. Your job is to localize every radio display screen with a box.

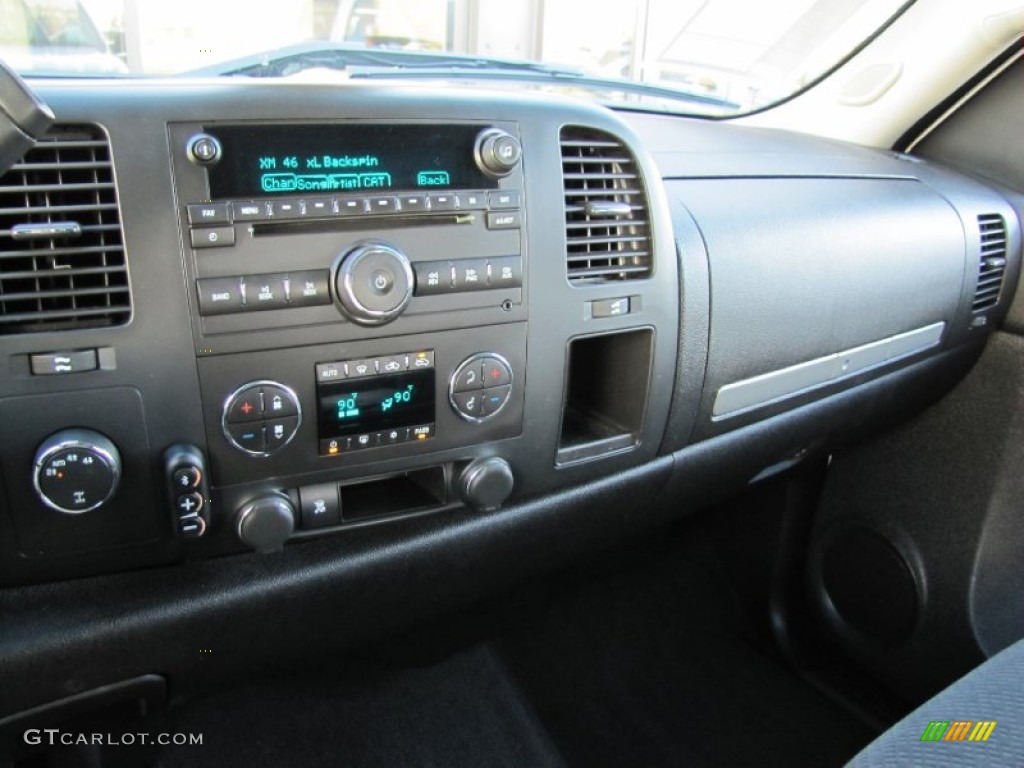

[317,369,435,454]
[206,124,499,198]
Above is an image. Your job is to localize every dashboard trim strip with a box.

[713,322,946,419]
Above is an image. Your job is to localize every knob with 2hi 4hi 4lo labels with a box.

[33,429,121,514]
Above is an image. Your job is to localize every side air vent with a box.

[560,126,652,283]
[0,125,130,334]
[973,214,1007,313]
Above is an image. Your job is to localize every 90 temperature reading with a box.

[381,385,414,413]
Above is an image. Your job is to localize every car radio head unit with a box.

[207,123,501,199]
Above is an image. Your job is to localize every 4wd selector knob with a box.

[474,128,521,177]
[33,429,121,514]
[334,242,414,325]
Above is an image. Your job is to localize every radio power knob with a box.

[474,128,521,177]
[334,242,414,325]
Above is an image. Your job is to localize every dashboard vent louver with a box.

[0,124,130,334]
[973,214,1007,313]
[560,126,652,283]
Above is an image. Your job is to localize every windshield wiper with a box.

[187,42,739,113]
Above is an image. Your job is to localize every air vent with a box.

[561,127,652,283]
[973,214,1007,313]
[0,125,130,334]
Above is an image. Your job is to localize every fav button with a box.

[187,203,231,226]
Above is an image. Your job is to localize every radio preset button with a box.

[303,198,332,217]
[400,195,428,212]
[191,226,235,249]
[269,199,301,219]
[428,193,458,211]
[335,197,367,216]
[367,196,398,214]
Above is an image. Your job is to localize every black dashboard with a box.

[0,78,1020,722]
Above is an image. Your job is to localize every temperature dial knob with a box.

[33,429,121,514]
[474,128,521,177]
[334,242,414,325]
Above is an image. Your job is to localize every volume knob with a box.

[334,242,414,325]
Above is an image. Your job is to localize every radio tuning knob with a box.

[334,242,414,326]
[474,128,521,177]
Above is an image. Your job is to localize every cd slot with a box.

[252,213,475,237]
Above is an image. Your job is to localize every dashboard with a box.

[0,77,1021,721]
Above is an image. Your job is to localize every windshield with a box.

[4,0,912,116]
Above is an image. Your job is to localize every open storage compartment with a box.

[556,328,653,465]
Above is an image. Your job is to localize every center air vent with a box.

[973,214,1007,313]
[560,127,652,283]
[0,125,130,334]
